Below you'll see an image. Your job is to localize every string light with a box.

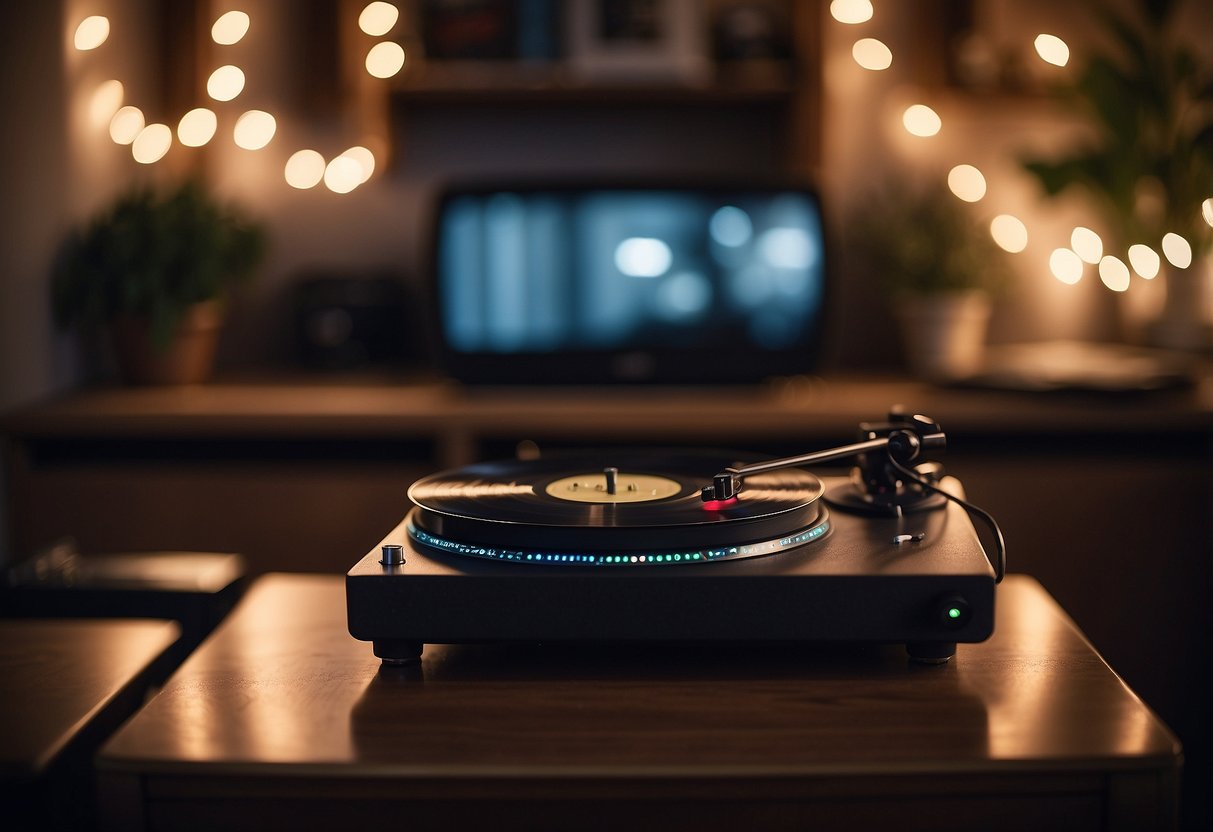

[207,65,246,101]
[285,150,326,189]
[1070,227,1103,264]
[1098,255,1130,292]
[109,106,145,145]
[990,215,1028,253]
[947,164,986,202]
[74,16,110,51]
[1033,34,1070,67]
[177,108,217,147]
[365,42,406,78]
[852,38,892,71]
[1161,232,1192,269]
[89,80,124,128]
[1202,198,1213,228]
[902,104,941,137]
[233,110,276,150]
[1127,244,1160,279]
[830,0,873,25]
[339,146,376,183]
[359,3,399,37]
[1049,248,1084,284]
[212,11,250,45]
[131,123,171,164]
[324,156,363,193]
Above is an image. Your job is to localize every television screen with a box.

[431,182,828,384]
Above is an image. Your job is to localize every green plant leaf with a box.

[51,180,267,351]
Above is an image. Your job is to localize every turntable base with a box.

[346,476,996,664]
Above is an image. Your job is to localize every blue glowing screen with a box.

[436,189,826,355]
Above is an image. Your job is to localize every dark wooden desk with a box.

[97,573,1179,831]
[0,618,180,829]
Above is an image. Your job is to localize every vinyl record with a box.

[407,451,825,554]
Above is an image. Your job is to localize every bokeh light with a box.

[233,110,276,150]
[366,42,406,78]
[89,80,124,128]
[74,16,110,51]
[109,106,145,145]
[990,215,1028,253]
[1049,248,1083,284]
[1161,232,1192,268]
[1070,227,1103,264]
[212,11,250,45]
[902,104,941,137]
[207,65,246,101]
[830,0,873,24]
[1098,255,1130,292]
[131,123,171,164]
[339,146,376,183]
[1128,244,1160,279]
[324,155,363,193]
[285,150,326,189]
[177,108,217,147]
[359,3,399,36]
[852,38,892,71]
[1033,34,1070,67]
[947,164,986,202]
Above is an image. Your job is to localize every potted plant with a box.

[1021,0,1213,348]
[52,180,266,385]
[848,179,1011,381]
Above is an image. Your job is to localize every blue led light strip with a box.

[407,519,830,567]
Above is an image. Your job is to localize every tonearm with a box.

[702,411,946,504]
[702,409,1005,583]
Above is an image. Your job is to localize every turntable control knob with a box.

[380,544,405,566]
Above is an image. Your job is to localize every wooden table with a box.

[0,618,180,829]
[97,574,1180,832]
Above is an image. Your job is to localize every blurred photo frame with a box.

[565,0,710,83]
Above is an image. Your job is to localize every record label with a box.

[545,472,682,503]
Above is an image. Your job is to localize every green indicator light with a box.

[948,607,962,619]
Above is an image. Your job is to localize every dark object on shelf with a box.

[712,1,792,63]
[2,541,247,663]
[422,0,519,60]
[292,273,414,370]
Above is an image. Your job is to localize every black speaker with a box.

[292,273,413,370]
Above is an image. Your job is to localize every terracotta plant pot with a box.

[109,301,223,386]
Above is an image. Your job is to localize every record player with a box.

[346,411,1005,664]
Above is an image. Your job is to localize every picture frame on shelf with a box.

[565,0,710,85]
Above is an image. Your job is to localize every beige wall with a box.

[1,1,72,412]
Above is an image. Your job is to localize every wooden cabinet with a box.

[96,574,1182,831]
[3,375,1211,830]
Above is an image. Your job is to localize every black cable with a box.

[889,457,1006,584]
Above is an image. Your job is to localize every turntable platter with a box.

[406,451,828,564]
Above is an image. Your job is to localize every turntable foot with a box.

[373,639,424,665]
[906,641,955,664]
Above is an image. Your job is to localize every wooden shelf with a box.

[391,62,796,107]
